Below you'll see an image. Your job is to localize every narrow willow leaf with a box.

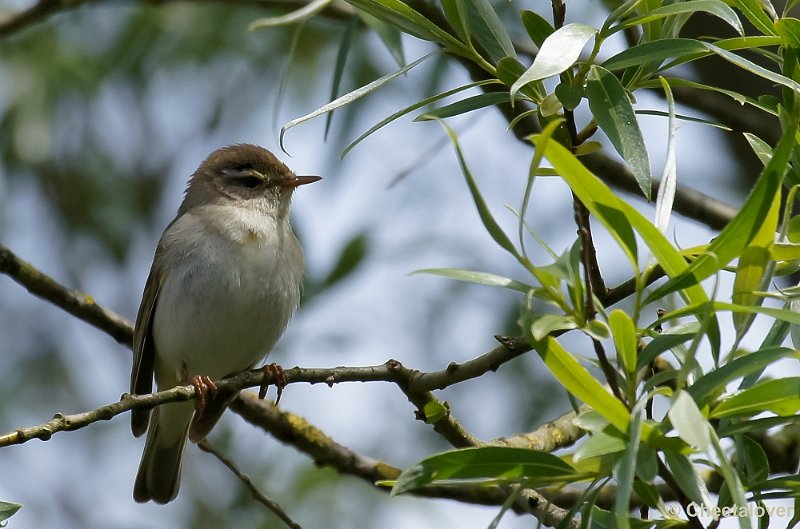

[358,11,406,67]
[636,110,731,130]
[441,0,469,42]
[690,347,799,405]
[325,17,358,140]
[614,405,645,529]
[712,377,800,418]
[602,38,707,71]
[413,268,532,293]
[669,390,712,452]
[654,78,677,233]
[341,79,499,159]
[250,0,332,29]
[464,0,517,62]
[347,0,463,46]
[728,0,778,36]
[623,0,744,36]
[510,23,598,99]
[609,309,637,378]
[709,432,753,529]
[531,336,632,435]
[392,447,579,495]
[281,51,439,151]
[705,43,800,93]
[435,120,520,257]
[587,65,652,199]
[415,92,510,121]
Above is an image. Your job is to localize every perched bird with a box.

[130,144,320,504]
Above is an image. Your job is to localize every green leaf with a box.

[732,246,771,338]
[282,51,439,151]
[776,18,800,49]
[664,450,713,506]
[530,135,721,354]
[602,38,707,71]
[441,0,469,42]
[689,347,799,406]
[669,390,712,452]
[704,43,800,94]
[712,377,800,418]
[583,319,611,341]
[413,268,532,294]
[555,82,583,110]
[347,0,462,47]
[249,0,333,29]
[727,0,778,36]
[709,430,753,529]
[741,435,770,483]
[638,323,700,369]
[653,77,677,233]
[325,17,358,140]
[463,0,517,63]
[392,447,579,495]
[586,65,652,199]
[743,132,773,166]
[529,335,673,448]
[341,79,500,159]
[646,110,796,303]
[510,23,598,99]
[614,405,645,529]
[530,314,579,341]
[435,120,520,257]
[636,443,658,483]
[415,92,510,121]
[718,415,792,437]
[0,501,21,523]
[520,10,555,48]
[358,11,406,67]
[322,232,368,288]
[609,309,638,378]
[573,430,626,461]
[622,0,744,36]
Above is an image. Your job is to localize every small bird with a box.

[130,144,320,504]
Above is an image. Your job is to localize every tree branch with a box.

[0,243,133,345]
[231,392,580,529]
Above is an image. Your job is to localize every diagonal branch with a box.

[0,243,133,345]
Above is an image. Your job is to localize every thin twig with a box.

[198,439,304,529]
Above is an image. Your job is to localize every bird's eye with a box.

[235,176,262,189]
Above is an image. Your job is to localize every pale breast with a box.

[151,206,303,385]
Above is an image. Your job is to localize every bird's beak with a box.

[282,175,322,188]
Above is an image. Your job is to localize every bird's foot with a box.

[259,363,287,404]
[190,375,219,415]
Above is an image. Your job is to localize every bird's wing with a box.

[129,242,167,438]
